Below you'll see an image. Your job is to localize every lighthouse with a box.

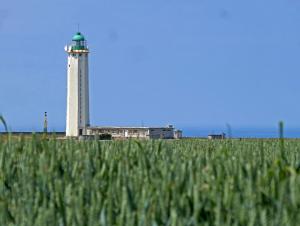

[65,32,90,136]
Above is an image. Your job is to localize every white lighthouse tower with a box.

[65,32,90,137]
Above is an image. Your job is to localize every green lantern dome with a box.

[72,32,85,42]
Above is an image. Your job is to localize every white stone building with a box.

[65,32,182,139]
[174,130,183,139]
[87,125,176,139]
[208,133,226,140]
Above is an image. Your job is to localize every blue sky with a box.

[1,0,300,132]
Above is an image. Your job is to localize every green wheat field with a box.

[0,135,300,226]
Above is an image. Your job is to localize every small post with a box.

[44,112,48,134]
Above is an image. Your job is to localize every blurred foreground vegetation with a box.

[0,136,300,225]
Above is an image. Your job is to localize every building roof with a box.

[87,126,174,130]
[72,32,85,42]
